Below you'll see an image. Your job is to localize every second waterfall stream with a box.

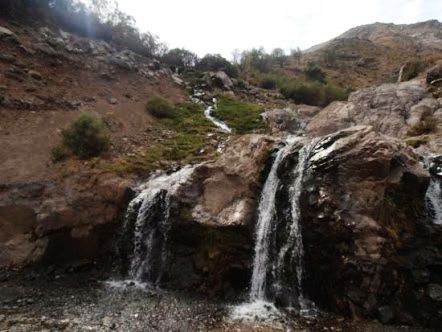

[232,136,319,321]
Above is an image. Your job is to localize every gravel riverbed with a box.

[0,270,433,332]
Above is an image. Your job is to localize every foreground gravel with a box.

[0,270,434,332]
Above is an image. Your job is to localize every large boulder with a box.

[164,134,277,297]
[262,105,321,135]
[306,80,438,137]
[0,173,132,268]
[181,134,277,226]
[287,125,442,326]
[206,71,234,90]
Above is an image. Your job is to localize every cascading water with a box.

[191,88,232,133]
[232,137,319,321]
[111,165,196,288]
[426,179,442,225]
[423,155,442,225]
[397,64,406,83]
[204,98,232,133]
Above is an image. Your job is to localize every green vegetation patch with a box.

[146,96,176,119]
[107,103,216,174]
[61,112,110,159]
[213,95,266,134]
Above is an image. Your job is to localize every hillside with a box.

[299,20,442,89]
[0,18,190,183]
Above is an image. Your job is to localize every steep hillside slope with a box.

[300,20,442,89]
[0,18,186,184]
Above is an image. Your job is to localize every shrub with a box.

[260,76,278,90]
[162,48,198,70]
[51,144,67,162]
[197,54,239,78]
[280,81,323,105]
[401,60,428,82]
[62,112,109,159]
[304,62,326,83]
[146,96,175,119]
[280,80,348,106]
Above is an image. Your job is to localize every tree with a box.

[291,47,302,64]
[270,48,288,67]
[162,48,198,70]
[196,54,238,78]
[240,47,271,73]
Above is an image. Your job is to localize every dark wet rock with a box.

[290,125,442,327]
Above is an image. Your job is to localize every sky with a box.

[115,0,442,58]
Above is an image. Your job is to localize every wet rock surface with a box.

[293,126,442,327]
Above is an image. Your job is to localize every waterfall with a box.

[421,155,442,226]
[426,179,442,225]
[397,64,406,83]
[191,88,232,133]
[116,165,196,287]
[204,98,232,133]
[272,138,319,310]
[232,137,318,320]
[249,141,292,300]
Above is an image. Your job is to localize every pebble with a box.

[108,97,118,105]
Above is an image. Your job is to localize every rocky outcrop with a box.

[289,126,442,327]
[0,173,132,268]
[427,63,442,86]
[262,105,320,135]
[306,80,439,137]
[165,135,277,297]
[205,71,234,90]
[181,134,277,226]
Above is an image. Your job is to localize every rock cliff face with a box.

[306,80,441,138]
[166,135,277,297]
[0,173,132,268]
[295,126,441,326]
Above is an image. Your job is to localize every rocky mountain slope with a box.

[301,20,442,89]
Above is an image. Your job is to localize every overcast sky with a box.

[116,0,442,58]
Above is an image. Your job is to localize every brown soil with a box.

[0,18,187,184]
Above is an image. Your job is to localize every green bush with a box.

[401,60,428,82]
[304,62,326,83]
[146,96,175,119]
[280,80,348,106]
[62,112,109,159]
[260,76,278,90]
[51,144,67,162]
